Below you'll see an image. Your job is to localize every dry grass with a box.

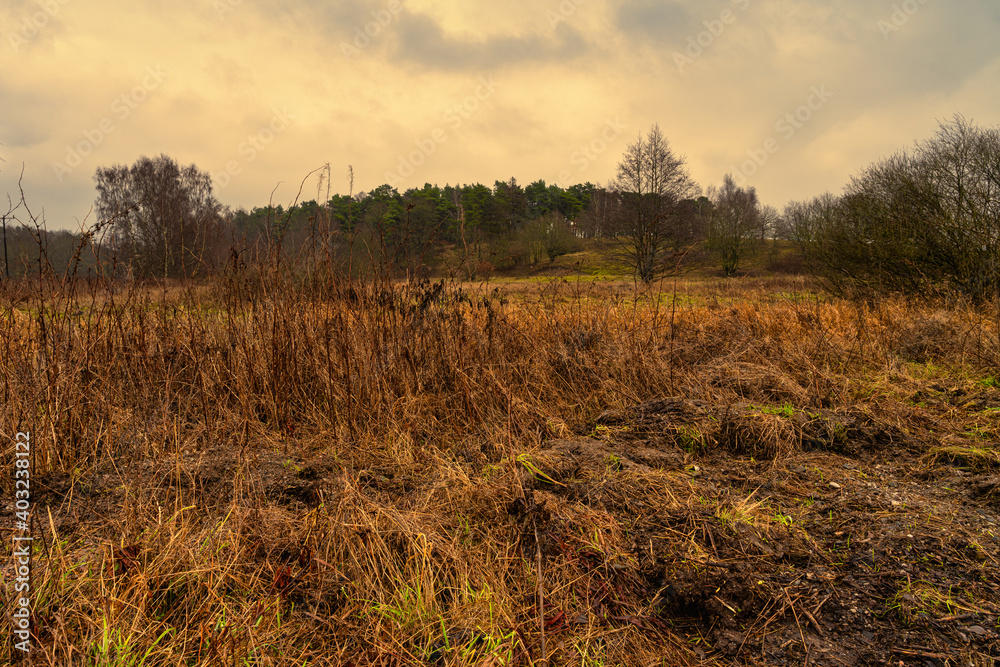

[1,267,998,665]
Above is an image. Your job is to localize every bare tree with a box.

[518,211,580,264]
[706,174,761,276]
[94,154,227,278]
[918,115,1000,299]
[577,187,616,239]
[611,124,700,282]
[802,116,1000,301]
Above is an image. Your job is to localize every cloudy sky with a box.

[2,0,998,230]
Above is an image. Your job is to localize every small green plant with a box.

[887,580,982,626]
[675,425,706,455]
[573,638,608,667]
[89,620,172,667]
[367,585,432,628]
[714,494,767,529]
[926,444,1000,472]
[516,453,564,486]
[426,626,515,664]
[758,404,795,419]
[456,514,473,544]
[963,427,994,441]
[481,463,502,480]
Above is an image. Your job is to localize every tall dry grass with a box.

[1,260,998,665]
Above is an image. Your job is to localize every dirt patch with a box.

[520,396,1000,666]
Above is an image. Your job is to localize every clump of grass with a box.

[925,443,1000,472]
[716,411,799,461]
[888,579,988,626]
[672,424,708,455]
[755,403,796,419]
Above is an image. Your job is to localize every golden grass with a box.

[1,268,998,665]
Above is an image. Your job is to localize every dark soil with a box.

[523,396,1000,666]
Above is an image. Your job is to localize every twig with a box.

[812,594,832,617]
[712,595,739,615]
[801,608,825,637]
[534,518,546,667]
[782,587,809,664]
[894,647,951,660]
[702,521,719,559]
[688,559,734,569]
[936,612,977,622]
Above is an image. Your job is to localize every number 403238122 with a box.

[15,432,30,525]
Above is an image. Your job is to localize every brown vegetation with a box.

[1,270,999,665]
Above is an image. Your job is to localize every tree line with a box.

[2,115,996,302]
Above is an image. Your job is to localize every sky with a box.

[1,0,999,231]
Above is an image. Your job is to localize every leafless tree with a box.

[94,154,228,278]
[577,187,616,239]
[802,115,1000,301]
[706,174,761,276]
[918,115,1000,299]
[611,124,700,282]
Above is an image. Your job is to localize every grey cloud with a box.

[615,0,692,44]
[216,0,592,69]
[2,0,70,55]
[0,123,49,149]
[390,12,589,70]
[845,2,998,108]
[225,0,389,38]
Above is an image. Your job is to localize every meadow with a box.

[1,266,998,666]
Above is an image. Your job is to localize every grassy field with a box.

[1,271,998,666]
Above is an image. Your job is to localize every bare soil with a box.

[566,395,1000,666]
